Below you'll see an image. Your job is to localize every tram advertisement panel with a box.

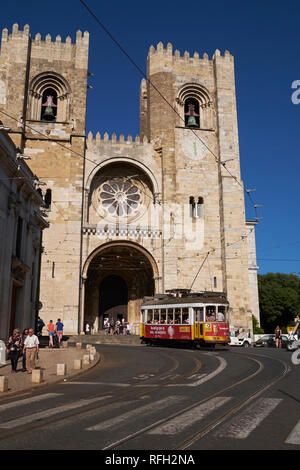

[204,322,229,339]
[145,324,192,340]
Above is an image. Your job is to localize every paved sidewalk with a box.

[0,345,100,399]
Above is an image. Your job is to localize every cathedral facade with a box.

[0,23,259,336]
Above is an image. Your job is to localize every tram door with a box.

[194,307,204,339]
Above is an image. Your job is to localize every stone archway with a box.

[82,242,158,333]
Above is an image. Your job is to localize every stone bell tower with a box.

[139,42,255,331]
[0,23,89,333]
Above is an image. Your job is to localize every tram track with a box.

[102,351,290,450]
[0,346,202,442]
[0,348,290,450]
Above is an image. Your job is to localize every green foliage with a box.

[252,315,264,334]
[258,273,300,332]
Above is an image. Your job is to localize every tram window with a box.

[175,308,181,324]
[206,305,216,321]
[167,308,174,324]
[217,306,226,322]
[154,309,159,324]
[147,309,153,323]
[195,307,204,322]
[160,309,167,324]
[182,308,189,324]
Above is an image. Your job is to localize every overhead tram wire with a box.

[79,0,261,221]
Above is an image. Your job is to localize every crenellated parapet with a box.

[147,41,233,68]
[1,23,89,67]
[86,131,150,148]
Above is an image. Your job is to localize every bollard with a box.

[83,354,90,365]
[73,359,82,370]
[32,370,43,384]
[0,376,8,392]
[76,343,82,350]
[57,364,67,376]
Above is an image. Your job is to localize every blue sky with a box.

[1,0,299,275]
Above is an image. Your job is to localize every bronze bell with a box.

[185,103,199,127]
[187,115,198,127]
[41,95,57,121]
[43,106,55,121]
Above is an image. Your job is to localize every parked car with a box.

[229,336,251,348]
[253,334,288,348]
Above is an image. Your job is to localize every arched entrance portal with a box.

[83,243,157,333]
[98,275,128,324]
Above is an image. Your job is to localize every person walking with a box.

[21,328,29,372]
[275,325,282,348]
[110,317,115,335]
[23,328,39,374]
[47,320,55,347]
[6,329,23,372]
[55,318,64,345]
[36,316,45,336]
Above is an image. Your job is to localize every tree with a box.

[258,273,300,332]
[252,315,264,334]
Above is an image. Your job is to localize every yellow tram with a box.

[140,291,230,348]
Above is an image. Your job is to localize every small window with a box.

[189,196,195,217]
[206,305,216,321]
[15,217,23,259]
[182,308,189,324]
[147,309,153,323]
[154,309,159,324]
[45,189,52,209]
[167,308,174,324]
[217,306,226,322]
[160,308,167,324]
[195,307,204,323]
[175,308,181,324]
[197,197,204,218]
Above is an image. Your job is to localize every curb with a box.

[0,351,103,401]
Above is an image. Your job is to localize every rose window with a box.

[99,177,142,217]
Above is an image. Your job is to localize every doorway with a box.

[98,275,128,329]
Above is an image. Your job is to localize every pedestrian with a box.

[23,328,39,374]
[274,325,282,348]
[85,322,91,335]
[104,318,109,335]
[6,329,23,372]
[110,317,115,335]
[55,318,64,345]
[36,316,45,336]
[126,321,131,335]
[122,318,127,335]
[47,320,55,347]
[21,328,29,372]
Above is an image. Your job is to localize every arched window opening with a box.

[44,189,52,209]
[190,196,204,218]
[197,197,204,218]
[185,98,200,128]
[41,88,57,121]
[177,83,213,130]
[189,196,195,217]
[29,72,71,122]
